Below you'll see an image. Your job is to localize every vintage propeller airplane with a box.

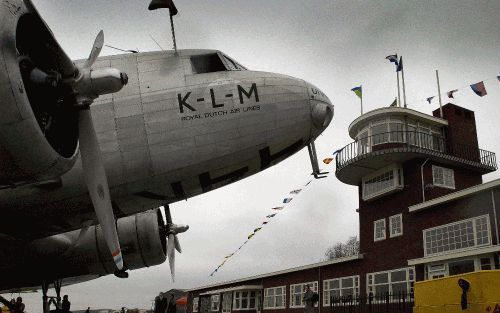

[0,0,333,307]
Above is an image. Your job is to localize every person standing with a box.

[303,285,314,313]
[61,295,71,313]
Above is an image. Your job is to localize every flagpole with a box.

[169,13,178,55]
[436,70,443,117]
[396,71,401,107]
[360,85,363,115]
[401,60,407,108]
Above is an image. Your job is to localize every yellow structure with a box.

[414,270,500,313]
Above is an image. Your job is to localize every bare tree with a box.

[324,236,359,260]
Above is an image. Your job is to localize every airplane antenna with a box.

[149,34,165,51]
[104,45,139,54]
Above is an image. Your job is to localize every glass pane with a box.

[391,282,407,294]
[371,124,389,144]
[449,259,475,275]
[375,284,389,296]
[391,270,407,282]
[341,278,353,288]
[241,299,247,308]
[374,273,388,284]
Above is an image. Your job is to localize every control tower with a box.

[335,103,498,282]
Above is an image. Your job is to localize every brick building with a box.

[186,103,499,313]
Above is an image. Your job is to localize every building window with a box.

[448,259,475,276]
[374,219,386,241]
[193,297,199,313]
[290,282,318,308]
[263,286,286,309]
[233,291,260,310]
[423,215,491,256]
[480,257,492,270]
[367,267,415,296]
[211,295,220,312]
[362,164,404,200]
[222,293,232,313]
[432,166,455,189]
[389,214,403,238]
[323,276,360,306]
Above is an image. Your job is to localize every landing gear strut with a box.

[41,279,62,313]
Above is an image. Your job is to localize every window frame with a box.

[233,290,260,311]
[322,276,360,307]
[193,297,199,313]
[289,282,318,308]
[374,218,386,242]
[389,214,403,238]
[362,164,404,201]
[211,294,220,312]
[432,165,455,189]
[366,267,415,296]
[423,215,491,257]
[263,286,286,310]
[222,292,232,313]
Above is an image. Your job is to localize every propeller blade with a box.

[174,235,182,253]
[167,233,176,282]
[84,30,104,69]
[164,206,173,224]
[78,109,123,270]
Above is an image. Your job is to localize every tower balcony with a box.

[335,130,497,185]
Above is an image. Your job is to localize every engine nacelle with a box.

[29,209,167,278]
[0,1,78,186]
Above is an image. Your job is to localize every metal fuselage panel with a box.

[0,51,314,237]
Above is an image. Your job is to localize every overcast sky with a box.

[11,0,500,311]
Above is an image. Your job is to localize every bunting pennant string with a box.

[406,76,498,107]
[209,177,317,276]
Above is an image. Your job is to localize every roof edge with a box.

[187,254,364,292]
[409,178,500,212]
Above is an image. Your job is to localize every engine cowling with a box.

[29,209,167,278]
[0,1,79,186]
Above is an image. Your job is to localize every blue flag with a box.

[386,54,399,67]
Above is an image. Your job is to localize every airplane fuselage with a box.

[0,49,333,240]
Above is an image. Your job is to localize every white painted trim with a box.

[289,281,318,308]
[373,219,386,241]
[348,107,448,138]
[322,275,360,307]
[200,285,263,296]
[408,245,500,265]
[409,178,500,212]
[389,214,403,238]
[263,286,286,310]
[188,255,364,292]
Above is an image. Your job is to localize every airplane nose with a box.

[307,84,334,139]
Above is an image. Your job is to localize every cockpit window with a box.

[222,54,247,71]
[191,53,227,74]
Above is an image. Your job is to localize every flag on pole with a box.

[351,86,362,99]
[323,158,334,164]
[396,57,403,72]
[148,0,178,15]
[389,98,397,107]
[426,96,434,104]
[470,81,487,97]
[447,89,458,98]
[386,54,399,67]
